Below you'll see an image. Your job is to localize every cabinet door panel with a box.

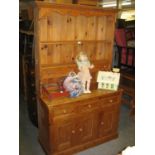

[53,113,95,151]
[76,113,94,144]
[97,104,119,137]
[53,119,75,151]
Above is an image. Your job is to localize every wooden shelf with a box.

[40,40,112,45]
[40,60,110,68]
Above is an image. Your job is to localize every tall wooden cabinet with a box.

[32,2,122,155]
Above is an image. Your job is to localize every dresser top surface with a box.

[41,89,122,107]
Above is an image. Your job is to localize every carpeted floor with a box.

[19,95,135,155]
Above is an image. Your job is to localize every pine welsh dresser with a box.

[32,1,122,155]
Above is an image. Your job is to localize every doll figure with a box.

[75,52,94,93]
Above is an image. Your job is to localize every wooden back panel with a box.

[39,13,114,42]
[40,60,111,91]
[39,42,112,66]
[33,2,117,97]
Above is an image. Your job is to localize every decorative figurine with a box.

[76,52,94,93]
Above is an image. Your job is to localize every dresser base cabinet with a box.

[38,89,122,155]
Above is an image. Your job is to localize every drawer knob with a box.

[79,128,83,132]
[88,104,92,108]
[63,110,67,114]
[101,122,104,125]
[109,99,113,103]
[71,130,75,134]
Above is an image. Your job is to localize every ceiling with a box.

[98,0,135,21]
[98,0,135,9]
[20,0,135,21]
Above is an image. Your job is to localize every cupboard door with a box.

[76,113,95,144]
[53,113,95,152]
[53,118,75,151]
[97,104,119,137]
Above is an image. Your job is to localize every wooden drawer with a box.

[99,96,119,107]
[52,95,119,117]
[77,99,98,113]
[52,104,77,117]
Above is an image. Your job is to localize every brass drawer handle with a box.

[79,128,83,132]
[71,130,75,134]
[109,99,113,103]
[101,122,104,125]
[63,110,67,114]
[88,104,92,108]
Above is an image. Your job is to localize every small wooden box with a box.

[42,84,69,100]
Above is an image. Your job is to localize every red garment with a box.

[115,29,126,47]
[115,29,127,64]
